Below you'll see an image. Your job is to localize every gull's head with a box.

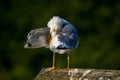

[24,27,50,48]
[47,16,63,37]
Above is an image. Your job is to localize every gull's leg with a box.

[48,52,55,70]
[52,52,55,69]
[67,54,70,69]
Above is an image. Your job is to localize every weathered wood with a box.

[34,68,120,80]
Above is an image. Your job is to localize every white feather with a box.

[47,16,62,31]
[47,16,69,37]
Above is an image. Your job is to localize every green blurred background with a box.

[1,0,120,80]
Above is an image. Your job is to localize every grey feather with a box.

[24,27,50,48]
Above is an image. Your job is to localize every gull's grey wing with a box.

[57,24,78,49]
[24,27,50,48]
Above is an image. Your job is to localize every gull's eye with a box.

[27,42,32,47]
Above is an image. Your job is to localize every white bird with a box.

[24,16,79,70]
[47,16,78,69]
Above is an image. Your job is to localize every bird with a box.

[24,16,79,70]
[47,16,78,69]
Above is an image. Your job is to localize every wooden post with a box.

[34,68,120,80]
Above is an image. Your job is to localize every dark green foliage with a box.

[0,0,120,80]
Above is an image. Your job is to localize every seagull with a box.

[47,16,78,69]
[24,16,79,69]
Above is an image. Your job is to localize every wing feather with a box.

[57,24,78,49]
